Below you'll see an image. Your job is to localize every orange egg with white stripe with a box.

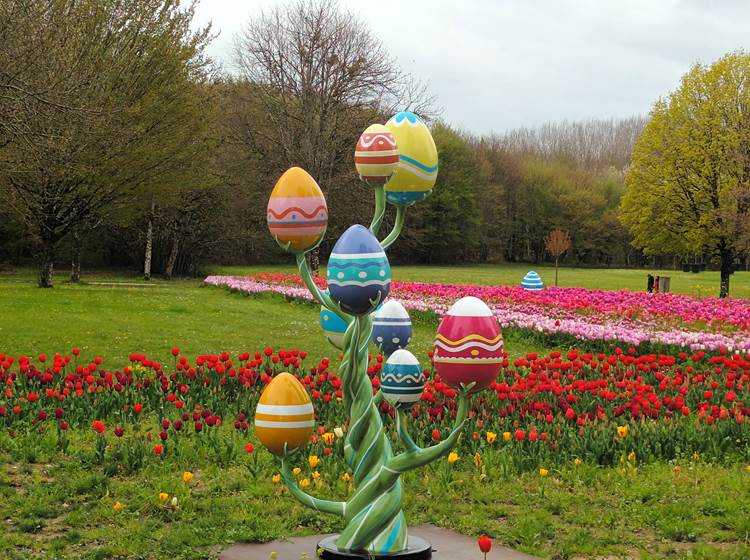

[255,372,315,456]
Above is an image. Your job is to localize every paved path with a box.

[220,524,542,559]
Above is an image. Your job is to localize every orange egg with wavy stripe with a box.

[255,372,315,456]
[267,167,328,253]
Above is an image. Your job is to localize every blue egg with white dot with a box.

[372,300,412,356]
[320,304,348,349]
[381,349,424,407]
[327,225,391,315]
[521,270,544,291]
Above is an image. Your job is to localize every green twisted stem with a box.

[277,192,473,555]
[370,185,387,236]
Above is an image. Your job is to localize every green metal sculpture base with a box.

[317,535,432,559]
[274,185,473,556]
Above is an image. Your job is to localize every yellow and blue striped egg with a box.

[254,372,315,456]
[327,225,391,315]
[384,112,438,206]
[381,349,424,407]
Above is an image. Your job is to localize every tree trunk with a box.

[164,232,179,280]
[144,199,155,281]
[38,241,55,288]
[555,256,559,287]
[719,249,733,298]
[70,230,81,283]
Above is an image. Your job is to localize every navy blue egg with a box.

[372,299,412,356]
[327,225,391,315]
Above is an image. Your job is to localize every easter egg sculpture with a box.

[521,270,544,291]
[381,349,424,406]
[327,224,391,315]
[261,115,475,560]
[355,124,399,185]
[267,167,327,253]
[254,372,315,456]
[320,305,348,349]
[372,299,412,356]
[433,296,504,392]
[384,111,438,206]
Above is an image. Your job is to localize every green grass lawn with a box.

[1,433,748,560]
[0,268,553,365]
[2,266,750,560]
[208,263,750,300]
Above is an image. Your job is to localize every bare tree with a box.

[232,0,436,272]
[545,228,571,286]
[496,116,648,171]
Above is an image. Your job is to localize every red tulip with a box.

[478,535,492,555]
[92,420,106,434]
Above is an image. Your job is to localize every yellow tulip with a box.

[473,452,482,467]
[628,451,636,463]
[342,472,351,482]
[182,471,193,483]
[159,492,169,502]
[300,478,311,488]
[312,471,321,480]
[272,474,281,484]
[617,425,629,439]
[322,432,335,445]
[486,431,497,444]
[171,496,178,507]
[539,468,549,477]
[447,452,459,464]
[503,431,511,442]
[574,458,582,466]
[308,455,320,469]
[293,467,302,476]
[113,501,124,512]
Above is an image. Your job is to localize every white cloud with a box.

[194,0,750,133]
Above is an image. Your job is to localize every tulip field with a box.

[1,269,750,559]
[207,272,750,352]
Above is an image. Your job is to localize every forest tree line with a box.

[0,0,708,286]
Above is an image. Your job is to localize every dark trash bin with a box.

[682,263,691,272]
[700,263,706,271]
[691,264,700,273]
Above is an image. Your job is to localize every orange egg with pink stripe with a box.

[267,167,328,252]
[255,372,315,456]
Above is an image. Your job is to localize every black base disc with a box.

[317,535,432,560]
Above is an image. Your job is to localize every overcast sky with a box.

[193,0,749,134]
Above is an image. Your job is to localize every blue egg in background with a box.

[327,225,391,315]
[381,349,424,407]
[319,305,347,349]
[372,299,412,356]
[521,270,544,291]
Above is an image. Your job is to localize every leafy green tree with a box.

[0,0,214,287]
[415,124,482,263]
[622,51,750,297]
